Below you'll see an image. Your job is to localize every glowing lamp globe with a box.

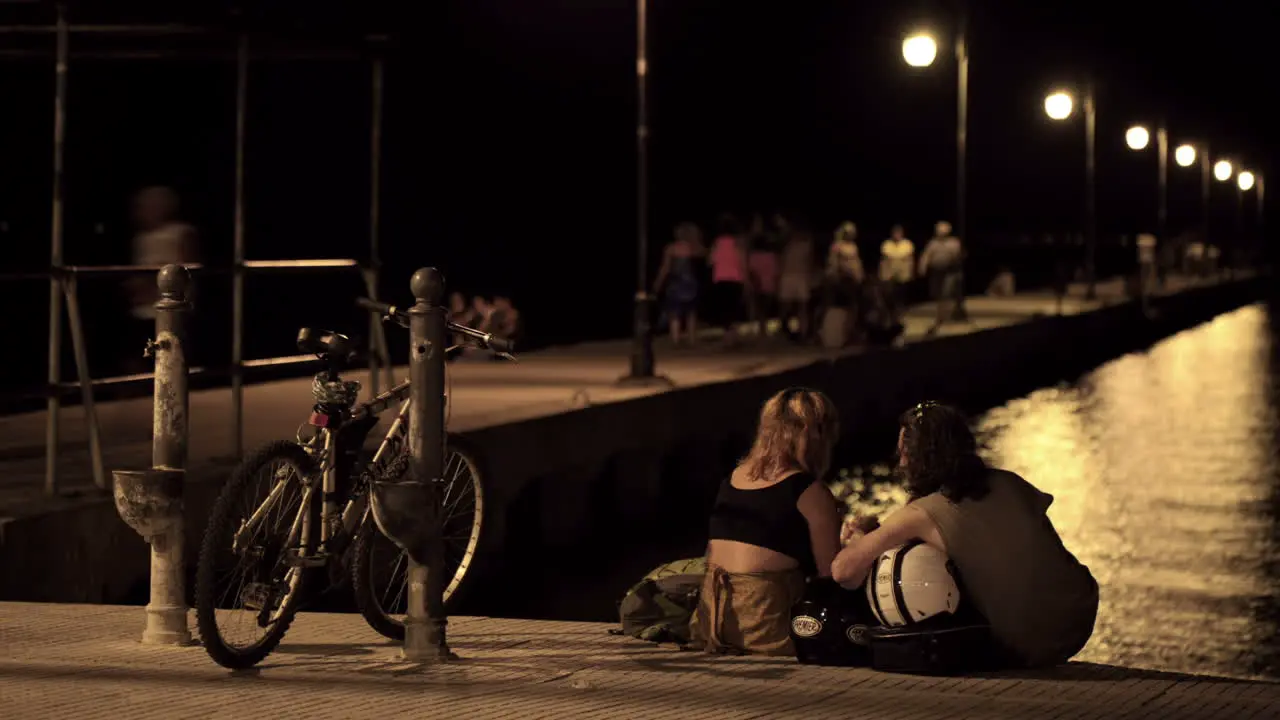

[1125,126,1150,151]
[1238,171,1255,191]
[1214,160,1233,182]
[902,34,938,68]
[1044,92,1074,121]
[1174,145,1196,167]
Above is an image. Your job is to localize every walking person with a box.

[747,214,781,338]
[778,223,816,342]
[917,221,965,336]
[708,214,751,346]
[878,224,915,322]
[821,221,864,348]
[653,221,704,345]
[126,186,199,373]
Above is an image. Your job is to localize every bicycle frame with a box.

[230,377,415,564]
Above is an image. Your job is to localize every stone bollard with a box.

[370,267,455,662]
[112,468,191,645]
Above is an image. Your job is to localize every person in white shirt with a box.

[879,224,914,317]
[823,222,865,346]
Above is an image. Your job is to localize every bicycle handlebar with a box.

[355,297,515,354]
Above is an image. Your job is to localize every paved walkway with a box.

[0,602,1275,719]
[0,276,1199,516]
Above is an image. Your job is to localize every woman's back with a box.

[912,470,1098,666]
[708,469,817,574]
[711,235,745,283]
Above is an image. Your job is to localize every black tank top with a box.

[707,472,818,575]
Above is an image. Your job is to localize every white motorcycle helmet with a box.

[865,540,961,627]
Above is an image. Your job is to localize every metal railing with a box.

[3,8,395,496]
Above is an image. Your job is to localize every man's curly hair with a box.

[898,402,989,502]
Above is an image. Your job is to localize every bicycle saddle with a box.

[296,328,359,365]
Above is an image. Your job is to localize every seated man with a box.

[832,402,1098,668]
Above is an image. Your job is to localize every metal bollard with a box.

[404,267,453,661]
[112,468,191,645]
[148,265,192,469]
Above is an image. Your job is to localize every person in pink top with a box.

[709,213,751,345]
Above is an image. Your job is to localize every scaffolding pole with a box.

[230,32,248,459]
[44,4,68,496]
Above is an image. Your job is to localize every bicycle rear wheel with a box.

[351,437,486,641]
[195,440,320,669]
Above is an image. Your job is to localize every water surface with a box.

[837,302,1280,680]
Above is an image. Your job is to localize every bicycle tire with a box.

[196,440,320,669]
[351,436,488,641]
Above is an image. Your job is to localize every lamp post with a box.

[1214,158,1234,274]
[1044,85,1097,299]
[1124,124,1169,245]
[1238,169,1256,269]
[902,19,968,317]
[620,0,671,388]
[1258,174,1267,259]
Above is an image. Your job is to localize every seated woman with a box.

[690,387,844,656]
[832,402,1098,668]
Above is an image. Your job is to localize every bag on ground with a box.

[613,557,706,644]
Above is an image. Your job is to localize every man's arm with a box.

[831,504,944,589]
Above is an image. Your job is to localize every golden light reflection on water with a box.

[836,304,1280,679]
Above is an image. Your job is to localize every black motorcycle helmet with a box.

[789,576,877,666]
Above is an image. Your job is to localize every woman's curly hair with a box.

[898,402,989,502]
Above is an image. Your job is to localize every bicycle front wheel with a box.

[195,440,320,669]
[351,438,487,641]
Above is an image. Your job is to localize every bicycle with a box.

[195,298,514,669]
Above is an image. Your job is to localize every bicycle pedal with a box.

[286,549,330,568]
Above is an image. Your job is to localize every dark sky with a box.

[0,0,1275,366]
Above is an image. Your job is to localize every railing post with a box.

[62,274,106,491]
[405,267,452,661]
[150,265,191,469]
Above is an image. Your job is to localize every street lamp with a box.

[1125,125,1150,151]
[1044,91,1074,121]
[902,33,938,67]
[1126,123,1169,247]
[1044,86,1097,299]
[1235,171,1265,267]
[619,0,670,387]
[901,20,969,320]
[1214,159,1233,182]
[1174,144,1196,167]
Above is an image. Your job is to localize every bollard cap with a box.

[410,267,446,305]
[157,264,191,298]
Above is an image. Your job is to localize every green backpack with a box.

[613,557,707,645]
